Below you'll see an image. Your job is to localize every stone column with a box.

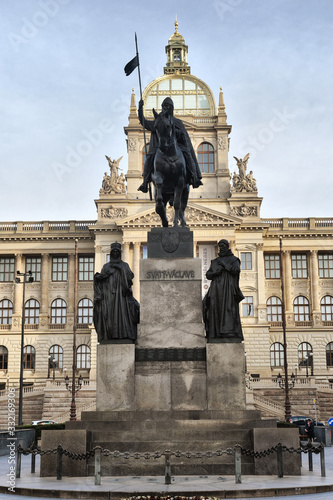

[39,253,50,328]
[256,243,267,323]
[89,327,98,381]
[133,242,140,301]
[122,241,130,264]
[310,250,320,324]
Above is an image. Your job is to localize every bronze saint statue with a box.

[93,242,139,343]
[137,97,202,193]
[203,239,244,342]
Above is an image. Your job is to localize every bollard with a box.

[234,446,242,484]
[308,450,313,471]
[31,449,36,474]
[56,445,63,480]
[94,448,101,485]
[320,446,326,478]
[164,452,171,485]
[16,446,21,479]
[277,443,283,478]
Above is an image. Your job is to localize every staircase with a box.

[42,380,96,423]
[317,389,333,424]
[66,409,273,476]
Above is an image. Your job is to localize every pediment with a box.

[117,202,242,228]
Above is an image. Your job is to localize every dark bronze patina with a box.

[203,239,244,343]
[137,98,202,227]
[93,243,140,343]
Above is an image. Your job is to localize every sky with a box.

[1,0,332,222]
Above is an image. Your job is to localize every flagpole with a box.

[135,33,152,200]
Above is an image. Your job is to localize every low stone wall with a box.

[0,429,35,456]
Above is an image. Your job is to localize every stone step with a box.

[80,409,262,422]
[86,459,254,477]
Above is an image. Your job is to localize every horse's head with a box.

[153,108,174,153]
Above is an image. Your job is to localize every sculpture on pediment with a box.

[232,153,257,193]
[99,156,126,195]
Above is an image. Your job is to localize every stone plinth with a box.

[138,258,205,348]
[253,427,301,475]
[206,342,246,410]
[96,343,135,411]
[40,429,90,477]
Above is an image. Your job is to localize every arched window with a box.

[51,299,67,324]
[0,299,13,325]
[142,143,149,170]
[266,297,282,322]
[0,346,8,370]
[321,295,333,322]
[270,343,284,368]
[293,296,310,322]
[298,342,312,367]
[77,345,91,369]
[197,142,214,173]
[24,299,40,325]
[77,298,93,325]
[23,345,35,370]
[326,342,333,367]
[49,345,63,370]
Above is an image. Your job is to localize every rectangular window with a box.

[78,256,94,281]
[241,252,252,270]
[0,257,15,282]
[242,296,254,317]
[26,256,41,282]
[52,257,68,281]
[264,254,280,279]
[318,253,333,278]
[291,254,308,279]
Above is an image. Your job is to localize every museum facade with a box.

[1,22,333,408]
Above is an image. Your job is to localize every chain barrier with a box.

[16,441,326,485]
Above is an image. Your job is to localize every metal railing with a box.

[16,441,326,486]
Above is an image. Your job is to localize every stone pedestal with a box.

[96,343,135,411]
[207,342,246,410]
[138,258,206,348]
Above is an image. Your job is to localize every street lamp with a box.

[309,352,314,376]
[15,270,34,426]
[64,373,83,393]
[277,372,296,391]
[305,355,309,377]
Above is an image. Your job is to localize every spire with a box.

[164,19,190,75]
[218,86,227,124]
[128,88,138,124]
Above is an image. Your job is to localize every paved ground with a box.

[0,445,332,499]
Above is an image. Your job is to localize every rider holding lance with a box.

[137,97,203,193]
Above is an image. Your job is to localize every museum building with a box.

[1,22,333,423]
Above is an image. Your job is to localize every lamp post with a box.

[277,372,296,421]
[64,373,83,394]
[15,270,34,426]
[279,237,292,422]
[309,352,314,376]
[305,355,309,377]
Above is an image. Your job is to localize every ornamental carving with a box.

[231,153,257,193]
[218,137,227,151]
[230,205,258,217]
[128,138,137,152]
[99,156,126,195]
[101,206,128,219]
[240,272,257,281]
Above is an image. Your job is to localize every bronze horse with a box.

[152,109,190,227]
